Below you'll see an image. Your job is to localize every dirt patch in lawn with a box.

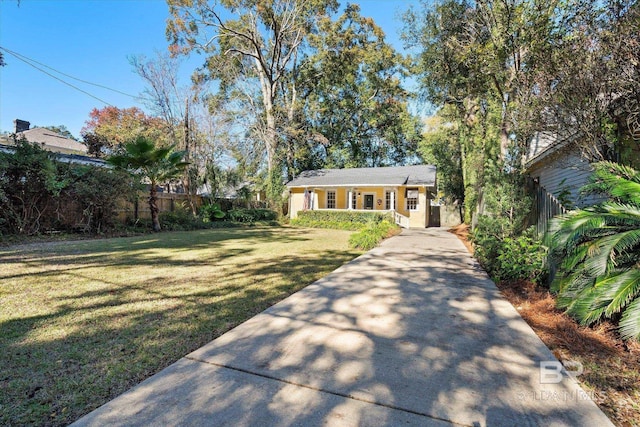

[451,226,640,426]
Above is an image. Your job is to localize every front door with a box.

[364,194,374,210]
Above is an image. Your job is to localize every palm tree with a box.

[107,137,188,232]
[548,161,640,340]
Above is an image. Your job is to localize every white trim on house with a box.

[406,188,419,211]
[384,188,396,210]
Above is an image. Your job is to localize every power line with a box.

[0,46,151,106]
[0,46,113,106]
[1,46,141,99]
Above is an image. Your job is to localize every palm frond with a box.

[546,161,640,341]
[619,298,640,340]
[590,270,640,317]
[565,286,607,325]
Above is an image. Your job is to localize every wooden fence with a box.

[527,179,567,236]
[116,193,204,223]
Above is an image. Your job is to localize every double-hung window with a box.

[385,191,396,210]
[327,191,336,209]
[406,189,418,211]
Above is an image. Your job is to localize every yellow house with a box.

[286,165,437,228]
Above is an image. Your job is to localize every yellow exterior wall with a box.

[288,185,432,228]
[408,188,429,228]
[289,188,306,219]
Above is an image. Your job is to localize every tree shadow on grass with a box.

[0,229,359,427]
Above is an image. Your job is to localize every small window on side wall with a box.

[406,188,418,210]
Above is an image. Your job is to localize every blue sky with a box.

[0,0,417,138]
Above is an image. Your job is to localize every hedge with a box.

[290,210,392,231]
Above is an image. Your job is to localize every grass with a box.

[0,226,362,426]
[451,225,640,427]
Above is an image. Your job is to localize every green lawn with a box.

[0,227,361,426]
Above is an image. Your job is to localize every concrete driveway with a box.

[73,228,613,427]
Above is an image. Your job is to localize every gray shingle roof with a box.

[16,128,88,155]
[286,165,436,187]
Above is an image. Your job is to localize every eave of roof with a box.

[286,165,436,188]
[16,128,88,154]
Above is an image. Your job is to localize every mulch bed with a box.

[450,224,640,426]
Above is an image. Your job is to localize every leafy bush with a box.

[472,217,547,285]
[348,220,399,250]
[496,229,548,284]
[199,203,226,222]
[227,208,278,223]
[0,141,137,236]
[291,210,391,231]
[0,141,63,235]
[158,209,205,231]
[57,164,138,234]
[290,211,398,250]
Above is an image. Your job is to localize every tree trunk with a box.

[265,110,277,173]
[255,57,278,174]
[149,182,161,232]
[183,97,197,216]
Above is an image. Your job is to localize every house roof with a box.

[286,165,437,188]
[16,127,88,155]
[524,132,575,169]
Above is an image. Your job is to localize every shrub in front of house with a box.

[291,211,399,249]
[291,210,391,231]
[348,220,400,250]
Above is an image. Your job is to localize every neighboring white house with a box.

[524,132,600,208]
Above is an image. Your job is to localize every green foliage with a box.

[298,3,422,170]
[419,112,464,206]
[496,230,548,285]
[0,140,67,235]
[473,219,548,285]
[471,167,543,285]
[158,209,207,231]
[107,136,188,232]
[548,162,640,341]
[227,208,278,223]
[57,164,138,234]
[0,140,137,236]
[291,210,391,231]
[107,137,188,185]
[199,203,226,222]
[291,210,398,250]
[348,220,398,251]
[557,178,575,210]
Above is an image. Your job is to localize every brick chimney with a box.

[14,119,30,133]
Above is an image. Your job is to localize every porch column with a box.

[348,190,353,209]
[390,190,396,211]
